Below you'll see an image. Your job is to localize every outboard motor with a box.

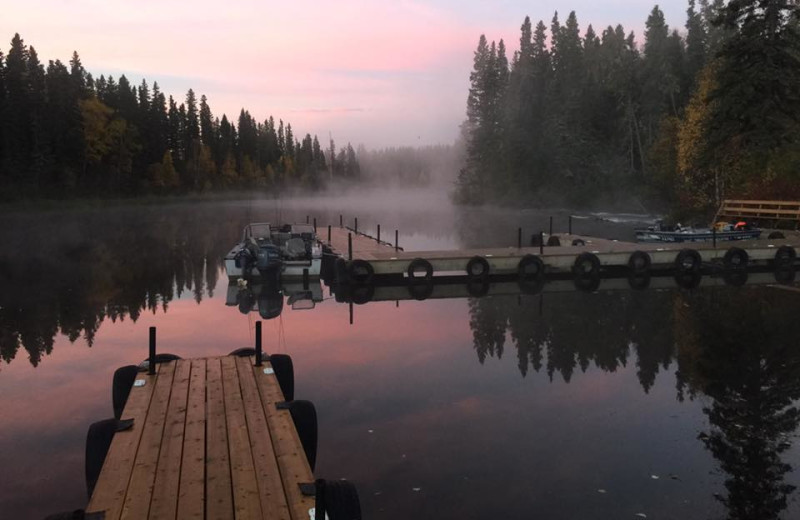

[258,283,284,319]
[256,243,282,279]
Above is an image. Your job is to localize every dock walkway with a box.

[323,225,800,278]
[86,355,314,520]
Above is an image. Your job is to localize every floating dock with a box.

[322,224,800,283]
[86,354,315,520]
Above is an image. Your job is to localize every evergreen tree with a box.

[184,89,199,141]
[199,94,214,148]
[0,50,7,183]
[5,34,30,181]
[686,0,708,86]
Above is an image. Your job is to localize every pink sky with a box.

[3,1,686,148]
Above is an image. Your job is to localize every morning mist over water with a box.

[1,191,799,519]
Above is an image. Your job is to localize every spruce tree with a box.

[0,50,7,182]
[5,34,29,179]
[199,95,214,147]
[686,0,708,86]
[184,89,199,141]
[710,0,800,151]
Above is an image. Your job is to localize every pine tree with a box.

[686,0,708,86]
[710,0,800,151]
[27,46,48,186]
[5,34,30,181]
[199,95,214,148]
[0,49,7,183]
[184,89,199,141]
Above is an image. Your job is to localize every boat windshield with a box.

[246,223,272,240]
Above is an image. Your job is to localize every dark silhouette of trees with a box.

[0,33,360,201]
[456,2,800,211]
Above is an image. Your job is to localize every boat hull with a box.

[224,256,322,279]
[635,229,762,243]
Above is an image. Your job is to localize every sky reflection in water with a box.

[1,196,799,519]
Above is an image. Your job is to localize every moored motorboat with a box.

[224,222,323,280]
[635,221,761,243]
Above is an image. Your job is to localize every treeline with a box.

[457,1,800,213]
[0,34,362,201]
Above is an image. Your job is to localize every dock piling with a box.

[569,215,573,235]
[355,217,358,234]
[395,230,399,251]
[327,225,331,243]
[313,217,317,232]
[255,321,263,366]
[148,326,156,375]
[377,224,381,243]
[539,232,544,254]
[518,227,522,248]
[549,216,553,236]
[348,233,353,261]
[713,227,717,249]
[339,214,343,227]
[349,302,353,325]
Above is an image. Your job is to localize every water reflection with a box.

[2,201,800,519]
[467,286,800,519]
[467,290,675,388]
[226,278,324,318]
[675,288,800,520]
[0,207,239,365]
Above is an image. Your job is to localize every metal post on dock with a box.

[518,227,522,248]
[255,321,263,366]
[395,230,399,251]
[377,224,381,243]
[349,302,354,325]
[549,216,553,236]
[148,326,156,375]
[348,232,353,261]
[355,217,358,234]
[313,217,317,232]
[569,215,573,235]
[327,224,332,244]
[539,231,544,255]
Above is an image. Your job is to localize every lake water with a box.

[1,190,799,519]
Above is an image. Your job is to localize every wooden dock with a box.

[86,355,315,520]
[323,225,800,279]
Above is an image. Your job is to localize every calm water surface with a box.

[1,190,799,519]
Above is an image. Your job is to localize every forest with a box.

[0,34,362,201]
[457,0,800,214]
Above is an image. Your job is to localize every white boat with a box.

[224,223,323,280]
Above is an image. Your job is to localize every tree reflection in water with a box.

[0,207,242,365]
[468,286,800,519]
[676,288,800,520]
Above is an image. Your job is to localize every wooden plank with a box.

[120,361,176,520]
[720,208,800,217]
[149,359,191,519]
[87,370,158,518]
[177,358,207,519]
[206,357,234,519]
[724,199,800,206]
[253,359,316,520]
[221,355,263,519]
[235,356,292,520]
